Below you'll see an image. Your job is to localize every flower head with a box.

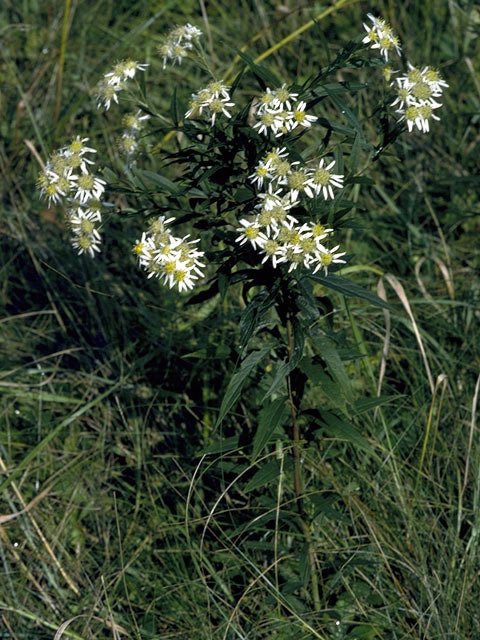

[362,13,401,61]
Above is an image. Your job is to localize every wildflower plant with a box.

[36,15,450,626]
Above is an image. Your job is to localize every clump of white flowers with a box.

[236,147,345,274]
[37,138,106,257]
[253,85,318,137]
[133,216,205,292]
[362,13,401,61]
[391,63,449,133]
[158,23,202,69]
[94,60,148,111]
[117,110,150,166]
[185,80,235,125]
[362,14,448,134]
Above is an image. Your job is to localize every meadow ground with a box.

[1,1,479,638]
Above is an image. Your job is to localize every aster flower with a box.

[253,109,283,136]
[158,23,202,69]
[208,96,235,125]
[185,81,235,125]
[249,160,273,189]
[70,172,106,204]
[104,60,148,86]
[235,218,265,250]
[71,228,102,258]
[36,171,69,206]
[271,84,299,111]
[307,159,344,200]
[312,245,346,275]
[362,13,401,61]
[286,165,312,200]
[94,80,122,111]
[289,101,318,130]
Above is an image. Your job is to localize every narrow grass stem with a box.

[254,0,359,65]
[223,0,360,84]
[55,0,72,125]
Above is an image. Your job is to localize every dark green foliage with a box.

[1,1,480,639]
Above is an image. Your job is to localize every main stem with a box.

[286,319,302,507]
[286,317,321,611]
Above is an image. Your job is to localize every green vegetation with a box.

[1,1,479,639]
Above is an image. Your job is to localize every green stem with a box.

[286,319,302,507]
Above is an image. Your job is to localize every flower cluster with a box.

[117,110,150,165]
[362,13,401,61]
[94,60,148,111]
[362,15,448,134]
[253,85,318,137]
[158,23,202,69]
[37,137,106,257]
[134,216,205,292]
[391,63,449,133]
[185,80,235,125]
[236,147,345,274]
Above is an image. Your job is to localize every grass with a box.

[1,0,480,638]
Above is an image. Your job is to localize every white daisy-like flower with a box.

[159,24,202,69]
[185,82,235,125]
[271,83,299,111]
[206,80,231,101]
[312,245,346,275]
[256,185,284,211]
[95,80,122,111]
[249,160,273,189]
[105,60,148,86]
[307,158,344,200]
[256,88,277,114]
[253,109,283,136]
[362,13,401,61]
[183,24,203,40]
[208,96,235,125]
[397,102,442,133]
[68,208,100,234]
[258,232,284,268]
[122,110,150,132]
[235,218,264,250]
[309,221,333,242]
[64,137,97,156]
[164,261,200,293]
[70,172,106,204]
[71,228,102,258]
[36,170,70,206]
[289,101,318,130]
[286,165,312,200]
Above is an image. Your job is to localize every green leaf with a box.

[245,460,281,492]
[235,49,282,88]
[215,345,271,427]
[102,166,118,184]
[310,274,394,311]
[202,435,240,455]
[320,412,373,454]
[353,395,401,413]
[310,494,350,523]
[134,168,180,195]
[263,320,304,400]
[239,290,273,348]
[251,397,288,461]
[349,133,361,175]
[299,359,348,413]
[311,333,352,398]
[264,359,293,400]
